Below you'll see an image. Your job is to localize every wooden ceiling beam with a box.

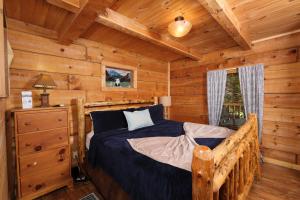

[96,8,202,60]
[198,0,251,50]
[47,0,81,13]
[58,0,116,45]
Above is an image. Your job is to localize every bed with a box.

[76,97,261,200]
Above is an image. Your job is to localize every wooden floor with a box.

[38,163,300,200]
[247,163,300,200]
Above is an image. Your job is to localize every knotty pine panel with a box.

[262,134,300,154]
[138,70,167,83]
[265,78,300,94]
[8,29,86,60]
[265,62,300,79]
[171,77,206,87]
[265,94,300,109]
[263,120,300,140]
[243,48,298,66]
[171,105,208,117]
[264,108,300,124]
[7,29,168,138]
[172,95,207,106]
[170,66,207,79]
[262,148,296,164]
[171,86,206,96]
[68,75,101,91]
[170,47,300,166]
[11,50,101,76]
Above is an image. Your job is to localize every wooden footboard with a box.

[192,114,261,200]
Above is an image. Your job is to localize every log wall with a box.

[170,42,300,168]
[6,28,168,152]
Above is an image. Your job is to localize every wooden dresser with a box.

[11,107,72,200]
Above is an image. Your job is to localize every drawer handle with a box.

[58,148,66,162]
[27,161,37,168]
[24,122,31,126]
[34,145,42,151]
[35,183,45,191]
[58,118,63,122]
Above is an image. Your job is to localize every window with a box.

[219,72,246,130]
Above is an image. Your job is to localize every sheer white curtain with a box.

[207,70,227,126]
[238,64,264,142]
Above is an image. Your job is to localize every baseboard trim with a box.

[264,157,300,171]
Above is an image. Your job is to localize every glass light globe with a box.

[168,16,192,38]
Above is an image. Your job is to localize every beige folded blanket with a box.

[127,122,233,172]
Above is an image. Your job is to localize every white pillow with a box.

[123,109,154,131]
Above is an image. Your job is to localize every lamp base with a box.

[40,93,50,107]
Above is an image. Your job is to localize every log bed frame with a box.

[77,97,261,200]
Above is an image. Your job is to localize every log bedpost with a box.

[192,145,214,200]
[77,98,85,164]
[253,114,262,180]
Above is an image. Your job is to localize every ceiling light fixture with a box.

[168,16,192,38]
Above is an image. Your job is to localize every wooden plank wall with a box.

[6,28,168,152]
[170,46,300,167]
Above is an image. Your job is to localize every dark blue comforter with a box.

[88,120,224,200]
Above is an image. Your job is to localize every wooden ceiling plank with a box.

[47,0,81,13]
[58,0,116,45]
[96,8,202,60]
[198,0,251,50]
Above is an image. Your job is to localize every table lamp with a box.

[33,74,57,107]
[159,96,171,119]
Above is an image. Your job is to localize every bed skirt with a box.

[83,159,131,200]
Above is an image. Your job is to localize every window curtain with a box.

[207,70,227,126]
[238,64,264,142]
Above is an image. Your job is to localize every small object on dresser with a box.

[21,91,33,109]
[33,74,57,107]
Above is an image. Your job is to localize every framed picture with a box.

[102,62,137,91]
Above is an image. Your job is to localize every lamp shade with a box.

[159,96,171,107]
[33,74,57,89]
[168,16,192,38]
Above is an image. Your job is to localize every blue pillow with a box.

[123,109,154,131]
[149,104,164,123]
[90,108,134,134]
[136,104,164,123]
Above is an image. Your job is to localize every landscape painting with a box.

[105,66,133,88]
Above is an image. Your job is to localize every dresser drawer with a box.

[18,127,68,155]
[17,110,68,134]
[20,163,69,197]
[19,146,70,177]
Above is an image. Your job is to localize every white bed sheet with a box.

[86,130,94,150]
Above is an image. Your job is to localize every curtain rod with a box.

[208,63,263,72]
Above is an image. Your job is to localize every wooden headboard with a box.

[76,97,159,164]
